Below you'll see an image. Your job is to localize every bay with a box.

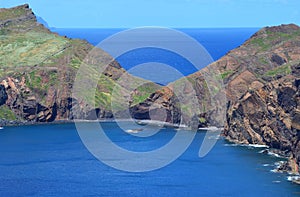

[0,122,299,196]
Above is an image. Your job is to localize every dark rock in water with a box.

[275,161,292,173]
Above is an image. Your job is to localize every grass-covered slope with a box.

[0,4,160,124]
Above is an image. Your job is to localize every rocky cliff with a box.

[224,54,300,173]
[222,25,300,172]
[2,3,300,173]
[130,24,300,171]
[0,4,160,125]
[131,24,300,126]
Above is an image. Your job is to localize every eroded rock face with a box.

[130,87,181,124]
[224,64,300,172]
[1,77,57,122]
[0,85,8,105]
[131,24,300,129]
[0,4,160,123]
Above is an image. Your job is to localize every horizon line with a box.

[50,26,262,29]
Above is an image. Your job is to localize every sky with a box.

[0,0,299,28]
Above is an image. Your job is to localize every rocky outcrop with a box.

[130,87,181,124]
[0,85,7,105]
[132,24,300,128]
[129,24,300,172]
[0,77,58,122]
[0,4,160,123]
[0,4,43,33]
[224,64,300,173]
[2,3,300,175]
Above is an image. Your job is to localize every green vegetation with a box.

[265,64,291,77]
[249,37,271,51]
[0,6,28,21]
[0,31,69,68]
[0,105,17,120]
[250,29,300,51]
[131,83,160,106]
[258,57,268,65]
[221,70,234,79]
[0,4,163,122]
[199,117,206,124]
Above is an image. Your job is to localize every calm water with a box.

[0,122,300,196]
[2,28,297,196]
[53,28,258,84]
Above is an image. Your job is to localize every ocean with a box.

[1,28,299,196]
[53,28,258,84]
[0,122,300,196]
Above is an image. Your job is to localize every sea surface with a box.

[53,28,258,84]
[1,28,299,196]
[0,122,300,196]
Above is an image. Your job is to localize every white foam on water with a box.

[262,164,271,167]
[272,180,281,183]
[274,161,285,166]
[224,144,239,147]
[248,144,269,148]
[258,149,269,154]
[270,169,280,173]
[287,176,300,182]
[268,152,283,158]
[224,144,268,148]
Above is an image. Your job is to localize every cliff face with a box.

[222,26,300,171]
[224,59,300,172]
[2,4,300,172]
[0,4,160,124]
[130,24,300,171]
[131,24,300,127]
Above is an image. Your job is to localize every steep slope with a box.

[131,24,300,127]
[130,24,300,172]
[0,4,160,124]
[225,64,300,173]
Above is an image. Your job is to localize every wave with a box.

[287,176,300,182]
[224,143,269,148]
[125,129,143,134]
[248,144,269,148]
[272,180,281,183]
[258,149,287,158]
[258,149,268,154]
[224,144,239,147]
[198,127,223,131]
[270,169,284,173]
[274,161,285,166]
[262,164,271,167]
[268,152,284,158]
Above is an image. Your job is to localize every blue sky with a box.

[1,0,299,28]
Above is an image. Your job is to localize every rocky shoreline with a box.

[1,4,300,181]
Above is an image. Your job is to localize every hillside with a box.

[0,4,160,124]
[131,24,300,126]
[1,3,300,174]
[130,23,300,172]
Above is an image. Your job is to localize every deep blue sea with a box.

[1,122,300,196]
[52,28,258,84]
[1,28,299,196]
